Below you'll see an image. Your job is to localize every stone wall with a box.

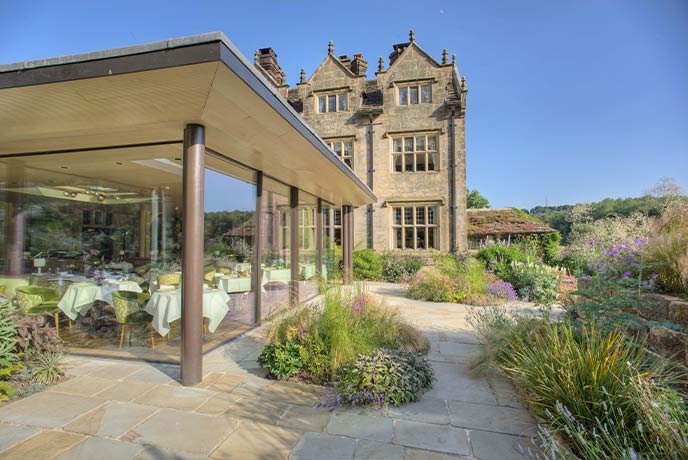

[637,293,688,366]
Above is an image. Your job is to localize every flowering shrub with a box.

[380,253,423,282]
[322,349,434,408]
[588,239,649,283]
[487,280,517,302]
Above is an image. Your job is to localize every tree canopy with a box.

[467,189,490,209]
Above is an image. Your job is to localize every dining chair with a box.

[15,285,70,336]
[157,273,181,287]
[111,290,155,348]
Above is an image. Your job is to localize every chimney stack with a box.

[351,53,368,76]
[257,48,285,86]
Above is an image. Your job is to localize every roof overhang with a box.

[0,32,375,207]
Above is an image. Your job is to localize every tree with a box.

[645,177,684,199]
[467,189,490,208]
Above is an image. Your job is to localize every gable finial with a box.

[378,57,384,72]
[452,54,456,65]
[441,49,448,65]
[254,50,259,65]
[409,29,415,42]
[461,75,467,90]
[300,68,306,83]
[328,40,334,55]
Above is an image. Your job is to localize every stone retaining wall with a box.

[638,293,688,366]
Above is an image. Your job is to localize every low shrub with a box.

[323,349,434,407]
[14,315,62,357]
[29,353,64,384]
[469,309,688,460]
[353,249,383,280]
[406,270,454,303]
[486,280,517,303]
[380,253,423,282]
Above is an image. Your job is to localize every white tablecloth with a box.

[57,280,143,320]
[145,288,230,336]
[104,262,134,273]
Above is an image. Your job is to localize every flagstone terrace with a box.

[0,283,541,460]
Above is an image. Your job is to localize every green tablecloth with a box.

[145,287,230,336]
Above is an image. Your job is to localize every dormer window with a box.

[398,83,431,105]
[318,92,348,113]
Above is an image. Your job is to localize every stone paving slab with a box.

[393,420,470,456]
[279,404,331,432]
[93,380,159,402]
[388,398,449,425]
[326,412,394,443]
[0,392,104,428]
[133,384,213,411]
[64,401,158,438]
[53,436,144,460]
[210,421,301,460]
[125,366,180,385]
[424,362,497,405]
[353,439,403,460]
[133,446,210,460]
[0,423,40,454]
[122,409,240,455]
[48,375,119,397]
[469,430,534,460]
[220,396,291,425]
[290,432,357,460]
[0,429,84,460]
[448,400,536,436]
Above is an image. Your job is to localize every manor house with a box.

[255,31,468,253]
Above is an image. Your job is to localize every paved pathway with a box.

[0,282,541,459]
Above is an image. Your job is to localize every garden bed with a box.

[256,286,434,408]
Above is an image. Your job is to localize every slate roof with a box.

[467,208,556,237]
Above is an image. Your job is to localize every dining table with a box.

[57,279,143,320]
[145,287,230,336]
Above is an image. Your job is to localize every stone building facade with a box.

[255,31,468,253]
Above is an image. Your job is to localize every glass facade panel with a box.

[298,193,318,302]
[0,147,183,361]
[259,177,291,318]
[203,154,256,342]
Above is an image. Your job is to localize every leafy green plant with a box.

[504,262,559,304]
[353,249,383,280]
[29,353,64,384]
[257,341,304,379]
[14,315,62,357]
[0,299,19,367]
[324,349,434,407]
[476,243,529,279]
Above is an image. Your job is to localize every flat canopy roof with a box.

[0,32,375,207]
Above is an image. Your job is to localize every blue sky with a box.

[1,0,686,210]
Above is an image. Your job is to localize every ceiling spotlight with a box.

[97,194,105,202]
[63,191,69,197]
[114,195,120,200]
[69,192,77,198]
[115,162,123,166]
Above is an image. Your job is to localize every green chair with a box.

[157,273,181,287]
[15,285,68,336]
[111,290,155,348]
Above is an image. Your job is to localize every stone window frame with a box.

[325,137,354,169]
[316,91,349,113]
[396,82,432,106]
[389,203,440,250]
[390,132,440,173]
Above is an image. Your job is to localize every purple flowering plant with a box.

[487,280,518,302]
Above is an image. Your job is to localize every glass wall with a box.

[259,177,291,319]
[201,154,256,349]
[322,205,342,281]
[298,192,318,301]
[0,147,183,361]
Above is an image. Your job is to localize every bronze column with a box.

[181,124,205,386]
[342,205,353,284]
[252,172,263,324]
[289,187,299,307]
[315,198,323,278]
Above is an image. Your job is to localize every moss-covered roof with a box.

[467,208,555,237]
